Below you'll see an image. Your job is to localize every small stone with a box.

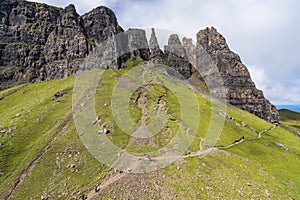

[275,142,289,151]
[52,90,65,100]
[68,163,76,168]
[41,195,49,200]
[103,128,109,134]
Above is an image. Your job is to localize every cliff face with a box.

[164,34,193,79]
[0,0,123,89]
[0,0,279,123]
[196,27,279,123]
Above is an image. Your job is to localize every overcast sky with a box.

[32,0,300,105]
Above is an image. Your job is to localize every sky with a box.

[32,0,300,105]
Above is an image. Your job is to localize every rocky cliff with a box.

[0,0,279,123]
[0,0,123,89]
[196,27,279,123]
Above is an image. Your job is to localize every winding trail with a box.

[85,66,277,199]
[86,123,276,199]
[258,125,276,139]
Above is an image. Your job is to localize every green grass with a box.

[0,62,300,199]
[279,109,300,131]
[0,77,109,199]
[0,84,25,100]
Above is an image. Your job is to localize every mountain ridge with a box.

[0,1,278,122]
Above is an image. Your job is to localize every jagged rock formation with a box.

[0,0,279,123]
[149,28,164,64]
[126,28,149,60]
[196,27,279,123]
[0,0,123,89]
[164,34,193,79]
[0,0,154,88]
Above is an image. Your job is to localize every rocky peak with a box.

[196,27,279,123]
[149,28,164,64]
[60,4,79,28]
[166,35,185,55]
[182,37,196,67]
[197,27,230,54]
[164,34,192,79]
[0,0,124,88]
[0,1,280,124]
[149,28,160,51]
[81,6,123,44]
[126,28,149,60]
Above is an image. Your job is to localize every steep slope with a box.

[196,27,279,123]
[0,61,299,199]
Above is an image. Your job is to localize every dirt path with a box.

[137,88,148,127]
[85,123,277,199]
[258,125,276,139]
[199,138,204,151]
[127,85,155,146]
[218,137,246,150]
[85,66,278,199]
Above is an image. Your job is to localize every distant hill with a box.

[279,109,300,121]
[277,105,300,113]
[279,109,300,132]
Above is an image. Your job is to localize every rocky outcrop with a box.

[164,34,192,79]
[126,28,149,60]
[196,27,279,123]
[0,1,279,124]
[81,28,150,70]
[149,28,164,64]
[81,6,123,44]
[0,0,124,89]
[41,4,87,80]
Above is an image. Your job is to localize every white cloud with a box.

[32,0,300,104]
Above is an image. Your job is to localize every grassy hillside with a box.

[279,109,300,130]
[0,61,300,199]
